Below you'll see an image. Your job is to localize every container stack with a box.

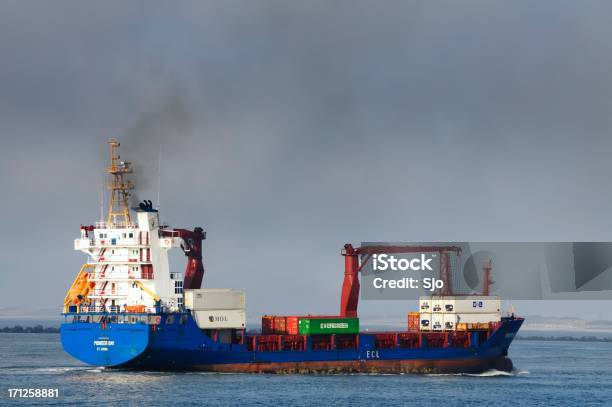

[261,316,359,335]
[418,295,501,331]
[184,289,246,329]
[261,316,301,334]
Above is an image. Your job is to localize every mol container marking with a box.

[60,139,523,374]
[192,309,246,329]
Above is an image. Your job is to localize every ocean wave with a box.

[35,366,100,374]
[0,366,95,375]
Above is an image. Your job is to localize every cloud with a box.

[2,1,612,317]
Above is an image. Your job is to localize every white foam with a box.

[427,369,529,377]
[34,366,91,373]
[464,369,515,377]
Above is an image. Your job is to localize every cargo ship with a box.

[60,139,523,373]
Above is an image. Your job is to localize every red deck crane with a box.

[162,227,206,290]
[340,244,462,318]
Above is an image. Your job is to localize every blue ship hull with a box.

[61,314,523,374]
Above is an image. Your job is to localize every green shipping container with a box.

[298,318,359,335]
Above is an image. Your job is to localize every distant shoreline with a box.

[1,325,59,333]
[516,335,612,342]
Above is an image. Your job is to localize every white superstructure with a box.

[73,210,184,313]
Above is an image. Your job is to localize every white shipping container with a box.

[184,289,246,310]
[432,314,444,331]
[193,309,246,329]
[443,314,457,331]
[455,313,501,324]
[442,296,500,314]
[419,298,431,312]
[431,298,444,313]
[420,313,432,331]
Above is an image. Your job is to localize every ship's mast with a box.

[106,138,134,226]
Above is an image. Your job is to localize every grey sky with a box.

[2,1,612,320]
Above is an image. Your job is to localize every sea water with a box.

[0,333,610,406]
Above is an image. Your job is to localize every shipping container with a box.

[419,313,432,331]
[262,316,274,334]
[273,316,287,334]
[298,318,359,335]
[184,289,245,310]
[192,309,246,329]
[443,313,457,331]
[408,312,420,332]
[457,322,493,331]
[432,314,444,331]
[419,298,431,311]
[286,316,299,335]
[455,313,501,324]
[441,296,500,314]
[431,298,444,313]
